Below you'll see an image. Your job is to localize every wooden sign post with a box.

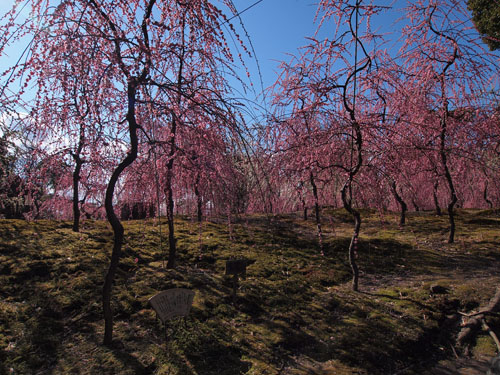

[149,288,195,346]
[225,259,255,303]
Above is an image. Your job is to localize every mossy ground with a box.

[0,209,499,374]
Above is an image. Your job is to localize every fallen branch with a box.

[457,286,500,347]
[458,310,500,318]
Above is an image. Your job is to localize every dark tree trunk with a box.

[72,158,82,232]
[390,181,407,226]
[165,109,179,268]
[102,81,139,346]
[341,118,363,292]
[412,199,420,212]
[342,181,361,292]
[440,113,458,243]
[484,180,493,209]
[71,93,86,232]
[433,181,442,216]
[310,172,323,252]
[430,14,458,243]
[195,175,202,223]
[303,202,308,221]
[165,15,186,268]
[166,158,176,269]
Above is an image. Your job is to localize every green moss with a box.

[473,334,498,358]
[0,211,499,374]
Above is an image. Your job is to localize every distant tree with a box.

[467,0,500,51]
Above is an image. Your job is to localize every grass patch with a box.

[0,210,499,374]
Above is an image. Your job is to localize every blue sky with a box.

[0,1,492,111]
[231,0,319,89]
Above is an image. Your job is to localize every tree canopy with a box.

[467,0,500,50]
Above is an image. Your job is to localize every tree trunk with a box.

[440,119,458,243]
[390,180,407,226]
[342,180,360,292]
[166,163,176,269]
[310,172,323,252]
[72,158,82,232]
[433,181,442,216]
[484,180,493,209]
[412,199,420,212]
[165,14,185,267]
[431,18,458,243]
[195,175,202,223]
[102,82,139,346]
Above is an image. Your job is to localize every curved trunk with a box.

[165,13,186,268]
[341,119,363,292]
[166,153,176,268]
[195,175,202,223]
[103,82,139,346]
[412,199,419,212]
[429,11,458,243]
[342,181,361,292]
[310,172,323,252]
[433,181,442,216]
[484,180,493,209]
[165,111,178,268]
[72,157,83,232]
[440,110,458,243]
[390,181,407,226]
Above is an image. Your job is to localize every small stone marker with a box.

[149,288,195,323]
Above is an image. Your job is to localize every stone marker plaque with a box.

[149,288,195,323]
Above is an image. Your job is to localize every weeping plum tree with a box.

[272,0,385,290]
[398,0,498,243]
[311,0,388,291]
[269,92,327,251]
[3,0,249,345]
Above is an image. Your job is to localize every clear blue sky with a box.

[0,0,320,97]
[0,1,488,107]
[231,0,319,90]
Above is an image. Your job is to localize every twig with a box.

[449,341,460,359]
[458,310,500,318]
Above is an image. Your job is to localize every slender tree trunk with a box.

[72,158,82,232]
[341,120,363,292]
[303,201,308,221]
[433,180,442,216]
[342,180,360,292]
[412,199,420,212]
[440,108,458,243]
[441,149,457,243]
[165,13,186,268]
[390,180,407,226]
[484,180,493,209]
[195,175,202,223]
[429,13,458,243]
[103,82,139,346]
[310,172,323,252]
[166,154,176,269]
